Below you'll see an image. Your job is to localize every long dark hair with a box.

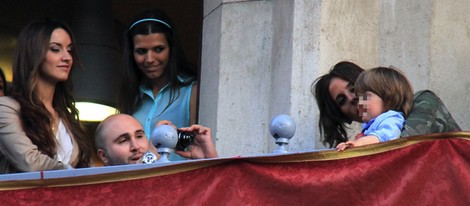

[311,61,364,148]
[11,19,91,167]
[0,67,7,95]
[118,9,197,114]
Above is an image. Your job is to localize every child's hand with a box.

[336,141,355,151]
[336,136,380,151]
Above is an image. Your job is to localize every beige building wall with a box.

[429,1,470,128]
[201,0,470,157]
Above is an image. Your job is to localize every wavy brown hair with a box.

[10,19,92,167]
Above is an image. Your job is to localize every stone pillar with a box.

[201,0,273,156]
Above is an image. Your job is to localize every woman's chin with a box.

[353,115,364,123]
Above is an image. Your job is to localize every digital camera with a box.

[175,129,195,151]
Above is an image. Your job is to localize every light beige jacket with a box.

[0,97,79,174]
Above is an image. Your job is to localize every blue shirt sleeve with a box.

[363,110,405,142]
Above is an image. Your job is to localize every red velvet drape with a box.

[0,132,469,205]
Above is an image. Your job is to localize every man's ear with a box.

[97,149,109,165]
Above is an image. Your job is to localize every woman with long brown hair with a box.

[0,19,92,173]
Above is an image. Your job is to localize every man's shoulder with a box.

[402,90,461,137]
[412,90,439,108]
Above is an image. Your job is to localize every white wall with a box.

[201,0,470,157]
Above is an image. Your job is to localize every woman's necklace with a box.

[51,120,56,134]
[50,110,59,135]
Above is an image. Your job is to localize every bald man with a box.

[95,114,218,166]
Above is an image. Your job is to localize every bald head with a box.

[95,114,138,149]
[95,114,150,165]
